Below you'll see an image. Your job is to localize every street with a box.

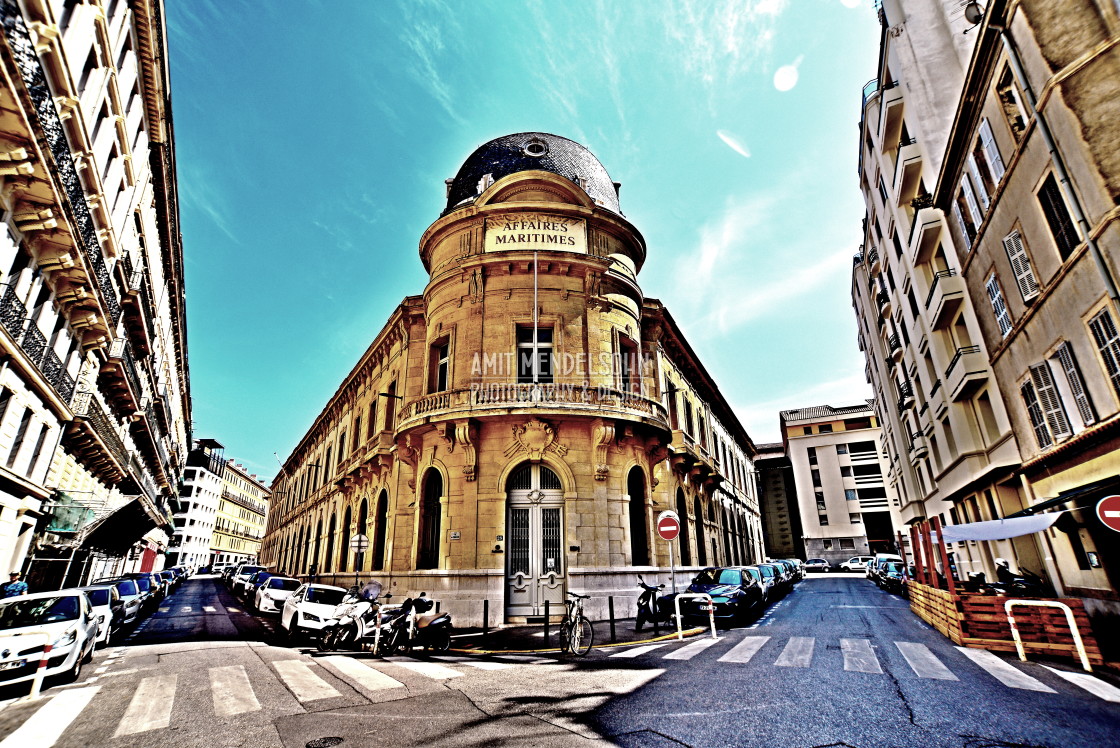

[0,574,1118,747]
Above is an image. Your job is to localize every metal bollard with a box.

[28,641,53,700]
[436,600,441,614]
[483,599,489,645]
[543,600,550,646]
[609,596,617,642]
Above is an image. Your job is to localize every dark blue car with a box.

[664,567,765,627]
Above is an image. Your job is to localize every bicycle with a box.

[559,591,594,656]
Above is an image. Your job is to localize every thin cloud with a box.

[733,372,874,444]
[717,130,751,158]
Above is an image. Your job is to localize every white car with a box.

[78,585,122,646]
[0,590,99,687]
[254,577,302,614]
[280,583,348,639]
[840,556,875,572]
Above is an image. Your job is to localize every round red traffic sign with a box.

[1096,495,1120,533]
[656,510,680,542]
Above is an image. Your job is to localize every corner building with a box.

[263,133,764,624]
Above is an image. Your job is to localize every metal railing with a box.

[925,269,958,309]
[0,285,76,401]
[945,346,982,380]
[71,391,129,468]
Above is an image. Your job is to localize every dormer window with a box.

[477,173,495,192]
[522,138,548,157]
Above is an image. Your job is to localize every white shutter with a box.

[961,177,983,226]
[1055,341,1095,426]
[985,273,1013,337]
[1088,309,1120,396]
[979,119,1006,183]
[968,154,990,210]
[1029,362,1072,440]
[1002,231,1039,300]
[952,202,972,250]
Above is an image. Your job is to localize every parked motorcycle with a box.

[967,568,1054,598]
[635,576,668,631]
[380,593,453,655]
[317,581,392,652]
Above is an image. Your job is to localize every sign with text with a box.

[484,213,586,254]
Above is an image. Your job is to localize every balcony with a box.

[879,81,904,144]
[907,432,929,462]
[896,382,915,415]
[101,338,145,415]
[945,346,988,401]
[118,259,155,357]
[0,284,76,403]
[867,247,880,275]
[877,290,892,317]
[888,333,903,361]
[893,138,922,203]
[925,270,965,329]
[65,391,128,484]
[908,200,942,264]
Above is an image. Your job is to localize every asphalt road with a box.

[0,574,1117,747]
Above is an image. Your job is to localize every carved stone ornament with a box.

[504,418,568,461]
[592,419,615,481]
[468,267,484,303]
[455,420,478,481]
[399,433,422,488]
[527,489,545,504]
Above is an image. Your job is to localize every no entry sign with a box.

[1096,495,1120,533]
[656,510,680,542]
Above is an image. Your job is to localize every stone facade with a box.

[262,133,764,624]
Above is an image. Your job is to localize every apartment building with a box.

[755,442,803,559]
[1,0,189,588]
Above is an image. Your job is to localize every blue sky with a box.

[166,0,881,481]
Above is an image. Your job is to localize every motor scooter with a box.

[635,576,667,631]
[318,581,393,652]
[380,593,453,655]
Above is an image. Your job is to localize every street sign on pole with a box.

[350,534,370,552]
[657,510,681,594]
[1096,495,1120,533]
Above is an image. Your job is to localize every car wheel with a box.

[66,651,83,683]
[82,640,94,664]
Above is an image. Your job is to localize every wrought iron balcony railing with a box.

[1,284,76,401]
[71,391,129,469]
[925,269,959,308]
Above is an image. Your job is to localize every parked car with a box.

[757,562,792,594]
[744,564,778,605]
[157,570,177,595]
[254,577,301,614]
[803,558,831,573]
[778,559,804,581]
[867,554,904,583]
[770,559,800,586]
[840,556,875,573]
[669,567,764,626]
[879,561,908,596]
[0,590,98,686]
[121,573,159,611]
[78,584,123,646]
[92,578,143,625]
[243,571,276,599]
[280,583,349,640]
[230,565,265,596]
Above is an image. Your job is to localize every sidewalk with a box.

[447,616,707,654]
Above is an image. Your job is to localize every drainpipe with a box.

[998,24,1120,303]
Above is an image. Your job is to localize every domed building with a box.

[262,133,765,624]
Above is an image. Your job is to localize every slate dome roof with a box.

[443,133,620,216]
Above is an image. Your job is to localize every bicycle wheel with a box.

[571,616,593,656]
[558,618,571,653]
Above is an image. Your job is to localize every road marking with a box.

[663,636,721,660]
[181,606,193,612]
[384,657,464,679]
[1043,666,1120,702]
[432,656,513,670]
[157,607,170,613]
[717,636,771,664]
[204,606,217,613]
[210,665,261,715]
[831,605,910,609]
[775,637,815,668]
[321,655,406,692]
[273,659,340,701]
[895,642,957,680]
[955,648,1056,692]
[115,674,176,736]
[610,643,670,659]
[0,686,99,748]
[495,655,542,662]
[840,638,882,673]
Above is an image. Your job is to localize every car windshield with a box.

[133,577,151,592]
[744,567,761,582]
[0,596,80,629]
[305,588,346,605]
[84,589,110,606]
[757,566,775,578]
[116,580,139,596]
[693,568,741,586]
[268,578,300,591]
[884,562,904,573]
[239,567,264,577]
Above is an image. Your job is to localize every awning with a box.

[1007,475,1120,518]
[940,513,1065,543]
[82,499,159,555]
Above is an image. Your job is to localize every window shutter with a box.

[985,273,1013,337]
[1029,362,1072,440]
[967,154,990,210]
[952,202,972,249]
[1055,341,1095,426]
[961,177,983,226]
[1020,380,1052,449]
[979,119,1005,183]
[1088,309,1120,396]
[1002,231,1039,300]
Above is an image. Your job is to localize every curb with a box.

[448,626,708,655]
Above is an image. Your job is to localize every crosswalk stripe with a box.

[775,636,814,667]
[321,655,406,692]
[1042,666,1120,702]
[0,686,99,748]
[663,637,722,661]
[432,656,514,670]
[610,643,670,659]
[840,638,881,674]
[384,657,464,679]
[210,665,261,716]
[955,648,1056,692]
[717,636,770,664]
[115,675,176,736]
[273,659,341,701]
[896,642,957,680]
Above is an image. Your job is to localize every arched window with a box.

[722,507,733,566]
[356,499,369,570]
[303,524,312,574]
[340,506,351,572]
[325,514,336,573]
[417,470,443,569]
[676,489,691,566]
[695,497,707,566]
[373,490,389,571]
[313,518,323,574]
[627,467,649,566]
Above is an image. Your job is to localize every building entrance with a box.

[505,463,565,619]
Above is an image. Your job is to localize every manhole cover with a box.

[307,738,344,748]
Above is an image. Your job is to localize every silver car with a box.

[0,590,99,686]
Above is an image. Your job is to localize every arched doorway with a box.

[339,506,351,572]
[695,497,707,566]
[676,489,691,566]
[627,467,649,566]
[325,514,336,573]
[417,470,443,569]
[313,518,323,576]
[506,462,564,619]
[356,499,368,571]
[373,490,388,571]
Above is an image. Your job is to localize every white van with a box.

[840,556,875,572]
